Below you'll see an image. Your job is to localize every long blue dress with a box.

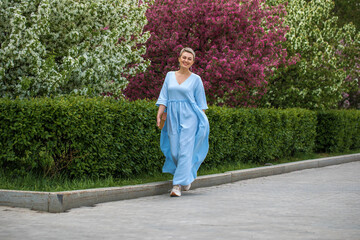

[156,71,210,186]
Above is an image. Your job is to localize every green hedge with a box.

[316,110,360,152]
[0,97,358,179]
[0,97,162,178]
[205,107,316,169]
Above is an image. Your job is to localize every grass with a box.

[1,149,360,192]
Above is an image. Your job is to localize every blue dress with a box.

[156,71,210,186]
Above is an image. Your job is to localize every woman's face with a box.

[179,51,194,70]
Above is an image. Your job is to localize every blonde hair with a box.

[179,47,195,60]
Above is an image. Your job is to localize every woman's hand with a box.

[157,104,166,128]
[157,115,161,128]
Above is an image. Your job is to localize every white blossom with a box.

[0,0,151,98]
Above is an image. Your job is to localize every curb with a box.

[1,153,360,213]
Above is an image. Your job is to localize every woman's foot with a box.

[170,185,181,197]
[183,183,191,191]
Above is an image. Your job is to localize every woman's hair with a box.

[179,47,195,60]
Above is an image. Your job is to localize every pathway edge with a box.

[1,153,359,213]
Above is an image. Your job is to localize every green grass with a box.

[1,149,360,192]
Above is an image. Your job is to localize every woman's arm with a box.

[157,104,166,128]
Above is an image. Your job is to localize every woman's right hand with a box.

[157,104,166,128]
[157,115,161,128]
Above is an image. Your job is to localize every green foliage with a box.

[264,0,360,110]
[0,0,151,99]
[205,107,317,169]
[316,110,360,152]
[1,98,358,179]
[333,0,360,30]
[0,97,163,178]
[0,97,324,179]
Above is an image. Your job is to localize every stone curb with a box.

[1,153,360,213]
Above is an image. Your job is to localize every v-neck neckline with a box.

[175,71,192,86]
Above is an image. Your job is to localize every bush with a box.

[1,97,357,179]
[316,110,360,152]
[205,107,316,169]
[0,97,162,178]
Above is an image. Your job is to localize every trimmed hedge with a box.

[0,97,358,178]
[316,110,360,152]
[0,97,162,178]
[205,107,316,169]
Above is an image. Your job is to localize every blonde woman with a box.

[156,47,209,197]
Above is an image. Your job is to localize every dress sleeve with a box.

[194,76,208,110]
[156,72,169,107]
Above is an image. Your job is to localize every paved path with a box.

[1,162,360,240]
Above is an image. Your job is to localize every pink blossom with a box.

[124,0,294,107]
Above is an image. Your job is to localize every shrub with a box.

[0,97,162,178]
[316,110,360,152]
[0,0,150,98]
[0,97,321,178]
[205,107,316,168]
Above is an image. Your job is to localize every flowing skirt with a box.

[160,99,209,186]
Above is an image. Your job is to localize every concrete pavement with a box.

[1,161,359,240]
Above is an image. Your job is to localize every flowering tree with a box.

[124,0,296,107]
[263,0,360,109]
[338,38,360,109]
[0,0,151,98]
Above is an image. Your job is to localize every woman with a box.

[156,47,210,197]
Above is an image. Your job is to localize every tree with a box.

[124,0,296,107]
[0,0,151,98]
[263,0,360,109]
